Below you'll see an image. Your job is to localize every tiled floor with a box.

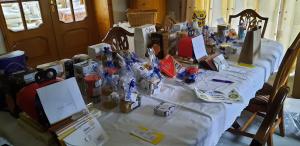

[216,111,300,146]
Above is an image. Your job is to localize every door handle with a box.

[50,0,56,13]
[50,0,56,5]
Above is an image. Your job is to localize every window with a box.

[56,0,87,23]
[22,1,43,30]
[194,0,299,49]
[0,0,43,32]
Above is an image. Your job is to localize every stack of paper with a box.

[56,112,108,146]
[36,78,108,146]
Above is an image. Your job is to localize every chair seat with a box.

[249,82,274,105]
[247,95,269,113]
[256,83,273,96]
[249,83,273,106]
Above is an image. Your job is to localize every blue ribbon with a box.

[104,47,111,55]
[106,61,115,68]
[150,67,162,79]
[177,70,187,80]
[126,79,135,101]
[131,53,140,63]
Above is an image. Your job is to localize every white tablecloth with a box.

[99,39,284,146]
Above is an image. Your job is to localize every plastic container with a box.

[84,74,102,103]
[101,86,118,109]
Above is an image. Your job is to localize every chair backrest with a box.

[163,16,177,31]
[250,86,289,146]
[271,32,300,101]
[229,9,268,38]
[102,27,134,51]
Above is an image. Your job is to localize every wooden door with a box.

[93,0,113,39]
[50,0,98,58]
[0,0,59,66]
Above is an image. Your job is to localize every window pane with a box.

[56,0,74,23]
[1,2,25,32]
[72,0,87,21]
[22,1,43,30]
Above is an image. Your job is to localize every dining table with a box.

[98,38,284,146]
[0,34,284,146]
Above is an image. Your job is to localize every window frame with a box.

[54,0,88,24]
[0,0,44,32]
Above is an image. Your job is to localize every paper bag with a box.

[134,24,156,58]
[238,28,262,64]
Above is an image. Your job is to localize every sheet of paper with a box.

[224,65,247,74]
[37,77,87,124]
[63,117,108,146]
[192,35,207,60]
[213,54,229,71]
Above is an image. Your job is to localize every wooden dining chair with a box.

[228,9,268,38]
[163,15,177,31]
[229,86,289,146]
[231,32,300,137]
[102,27,134,51]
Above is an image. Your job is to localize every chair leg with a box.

[232,121,241,129]
[267,133,274,146]
[227,128,255,138]
[241,112,257,131]
[279,108,285,137]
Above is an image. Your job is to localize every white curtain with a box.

[196,0,299,50]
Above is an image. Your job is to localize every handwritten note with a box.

[192,35,207,60]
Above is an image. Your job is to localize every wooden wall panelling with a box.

[167,0,197,22]
[93,0,114,39]
[185,0,195,22]
[166,0,181,22]
[181,0,187,21]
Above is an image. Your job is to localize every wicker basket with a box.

[127,9,158,27]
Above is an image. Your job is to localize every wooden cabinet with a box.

[129,0,166,24]
[167,0,195,22]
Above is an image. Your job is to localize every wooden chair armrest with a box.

[256,83,273,96]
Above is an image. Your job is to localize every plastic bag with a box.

[0,137,13,146]
[100,73,119,109]
[284,98,300,138]
[284,112,300,137]
[131,48,162,95]
[118,55,137,102]
[283,98,300,137]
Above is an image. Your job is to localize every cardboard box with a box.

[134,24,156,58]
[74,60,99,78]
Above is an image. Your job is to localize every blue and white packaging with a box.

[0,50,26,75]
